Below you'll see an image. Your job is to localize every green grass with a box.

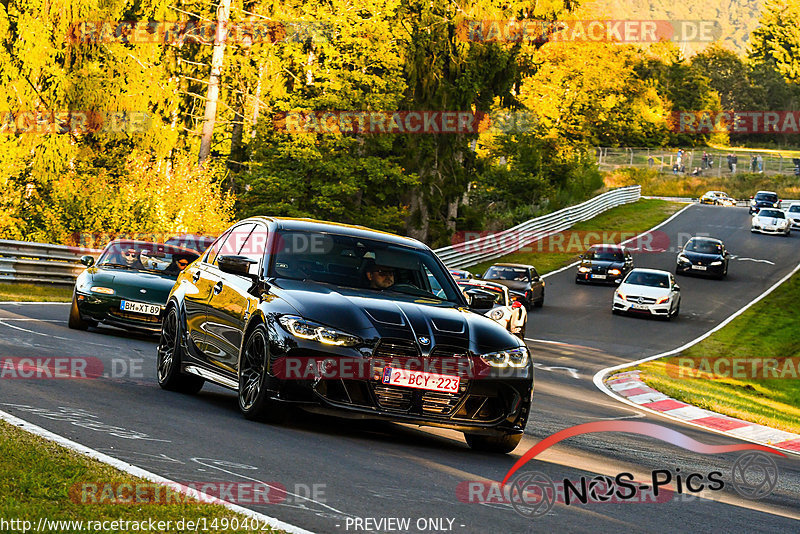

[0,283,73,302]
[635,271,800,435]
[0,420,287,533]
[469,199,686,276]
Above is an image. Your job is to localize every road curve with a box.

[0,204,798,533]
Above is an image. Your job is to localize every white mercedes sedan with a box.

[612,268,681,321]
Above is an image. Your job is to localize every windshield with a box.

[484,266,529,282]
[755,193,778,202]
[789,206,800,213]
[758,209,784,219]
[458,283,506,305]
[268,230,462,303]
[96,241,199,278]
[685,240,723,254]
[586,248,623,262]
[624,271,670,288]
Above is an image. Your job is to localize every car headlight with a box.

[656,296,670,304]
[677,254,690,264]
[577,266,591,273]
[489,309,505,320]
[278,315,361,347]
[608,269,621,276]
[479,346,529,368]
[710,260,722,266]
[90,286,115,295]
[615,291,626,301]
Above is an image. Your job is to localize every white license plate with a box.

[631,303,650,310]
[592,274,607,279]
[381,367,460,393]
[120,300,161,315]
[691,265,707,271]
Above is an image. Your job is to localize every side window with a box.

[530,268,539,280]
[422,264,446,298]
[205,229,232,265]
[238,225,269,276]
[213,224,255,266]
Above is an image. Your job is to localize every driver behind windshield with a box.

[119,247,144,269]
[365,261,396,290]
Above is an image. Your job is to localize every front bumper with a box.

[612,296,672,317]
[265,336,533,435]
[576,271,624,284]
[676,261,725,276]
[751,224,789,235]
[75,291,165,332]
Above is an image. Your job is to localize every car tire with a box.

[238,323,287,423]
[157,306,205,394]
[68,295,90,330]
[464,432,522,454]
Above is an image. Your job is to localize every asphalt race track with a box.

[1,204,799,533]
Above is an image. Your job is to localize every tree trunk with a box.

[198,0,231,167]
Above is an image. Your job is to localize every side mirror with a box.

[218,255,258,282]
[673,284,681,292]
[80,255,95,267]
[465,288,495,309]
[578,254,585,259]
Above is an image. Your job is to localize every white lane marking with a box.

[192,457,352,519]
[0,319,116,349]
[735,257,775,265]
[0,410,314,534]
[0,302,71,305]
[592,260,800,456]
[0,318,66,322]
[540,203,694,280]
[533,362,580,379]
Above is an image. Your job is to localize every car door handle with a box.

[192,271,201,283]
[213,281,223,295]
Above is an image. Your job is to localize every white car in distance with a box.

[751,208,791,236]
[612,268,681,321]
[458,280,527,339]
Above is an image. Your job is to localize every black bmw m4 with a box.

[157,217,533,453]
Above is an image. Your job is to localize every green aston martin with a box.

[69,239,200,333]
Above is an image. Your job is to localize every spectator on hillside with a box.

[701,152,709,169]
[757,155,763,173]
[727,154,733,172]
[731,155,738,173]
[751,155,758,172]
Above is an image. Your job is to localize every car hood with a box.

[580,259,624,270]
[271,279,520,354]
[754,214,787,224]
[84,267,178,302]
[484,279,528,292]
[681,251,723,263]
[618,283,671,298]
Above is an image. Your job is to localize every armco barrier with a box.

[433,186,642,270]
[0,240,101,285]
[2,186,643,284]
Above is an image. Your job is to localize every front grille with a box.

[109,310,160,323]
[373,385,413,411]
[369,340,470,415]
[627,296,656,305]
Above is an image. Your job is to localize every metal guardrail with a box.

[0,240,101,285]
[2,187,642,284]
[433,186,642,270]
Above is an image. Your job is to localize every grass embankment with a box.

[0,420,286,533]
[605,167,800,200]
[0,283,73,302]
[470,199,686,276]
[634,271,800,435]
